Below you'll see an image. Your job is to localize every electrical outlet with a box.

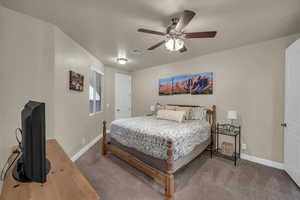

[242,144,247,150]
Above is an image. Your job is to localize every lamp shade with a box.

[227,111,237,120]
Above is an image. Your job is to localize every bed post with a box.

[166,138,174,199]
[211,105,217,151]
[102,120,107,156]
[166,139,173,173]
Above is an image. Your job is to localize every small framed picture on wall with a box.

[69,70,84,92]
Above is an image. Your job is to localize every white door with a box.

[284,39,300,187]
[115,73,132,119]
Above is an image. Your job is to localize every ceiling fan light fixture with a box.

[116,57,128,65]
[165,38,184,51]
[137,10,216,52]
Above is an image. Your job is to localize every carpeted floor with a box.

[75,141,300,200]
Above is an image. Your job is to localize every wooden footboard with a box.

[101,120,174,199]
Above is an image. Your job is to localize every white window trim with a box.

[90,65,104,75]
[89,65,104,116]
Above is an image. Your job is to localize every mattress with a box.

[109,116,211,161]
[110,137,210,173]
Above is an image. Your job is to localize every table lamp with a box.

[227,111,237,124]
[150,105,156,114]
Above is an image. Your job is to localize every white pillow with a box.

[191,107,208,120]
[156,110,186,123]
[175,106,192,120]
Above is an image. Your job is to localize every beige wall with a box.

[0,4,55,182]
[132,34,300,163]
[53,27,105,157]
[0,6,118,192]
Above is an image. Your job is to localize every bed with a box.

[101,104,216,199]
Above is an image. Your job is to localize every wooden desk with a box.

[0,139,100,200]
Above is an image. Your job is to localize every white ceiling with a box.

[1,0,300,71]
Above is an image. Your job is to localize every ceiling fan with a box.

[138,10,217,53]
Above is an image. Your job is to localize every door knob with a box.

[116,109,120,112]
[281,123,287,127]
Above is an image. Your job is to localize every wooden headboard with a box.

[167,104,217,149]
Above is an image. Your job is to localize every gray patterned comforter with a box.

[109,116,211,161]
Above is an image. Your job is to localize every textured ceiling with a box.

[1,0,300,71]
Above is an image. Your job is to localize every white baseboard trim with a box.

[70,135,284,170]
[71,135,102,162]
[241,153,284,170]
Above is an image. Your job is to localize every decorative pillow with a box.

[175,106,192,120]
[165,105,177,111]
[156,110,186,123]
[191,107,208,120]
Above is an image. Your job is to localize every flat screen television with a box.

[12,101,51,183]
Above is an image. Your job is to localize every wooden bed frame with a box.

[101,105,216,199]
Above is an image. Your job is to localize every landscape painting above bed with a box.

[191,72,213,95]
[159,77,173,95]
[172,75,191,95]
[159,72,213,95]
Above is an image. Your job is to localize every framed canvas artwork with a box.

[158,72,213,95]
[172,75,192,95]
[69,70,84,92]
[190,72,213,95]
[159,77,173,96]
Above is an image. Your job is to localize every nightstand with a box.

[215,123,241,166]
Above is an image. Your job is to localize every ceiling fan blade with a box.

[138,28,166,36]
[147,40,166,50]
[174,10,196,32]
[184,31,217,39]
[180,46,187,53]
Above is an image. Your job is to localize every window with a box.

[89,67,103,115]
